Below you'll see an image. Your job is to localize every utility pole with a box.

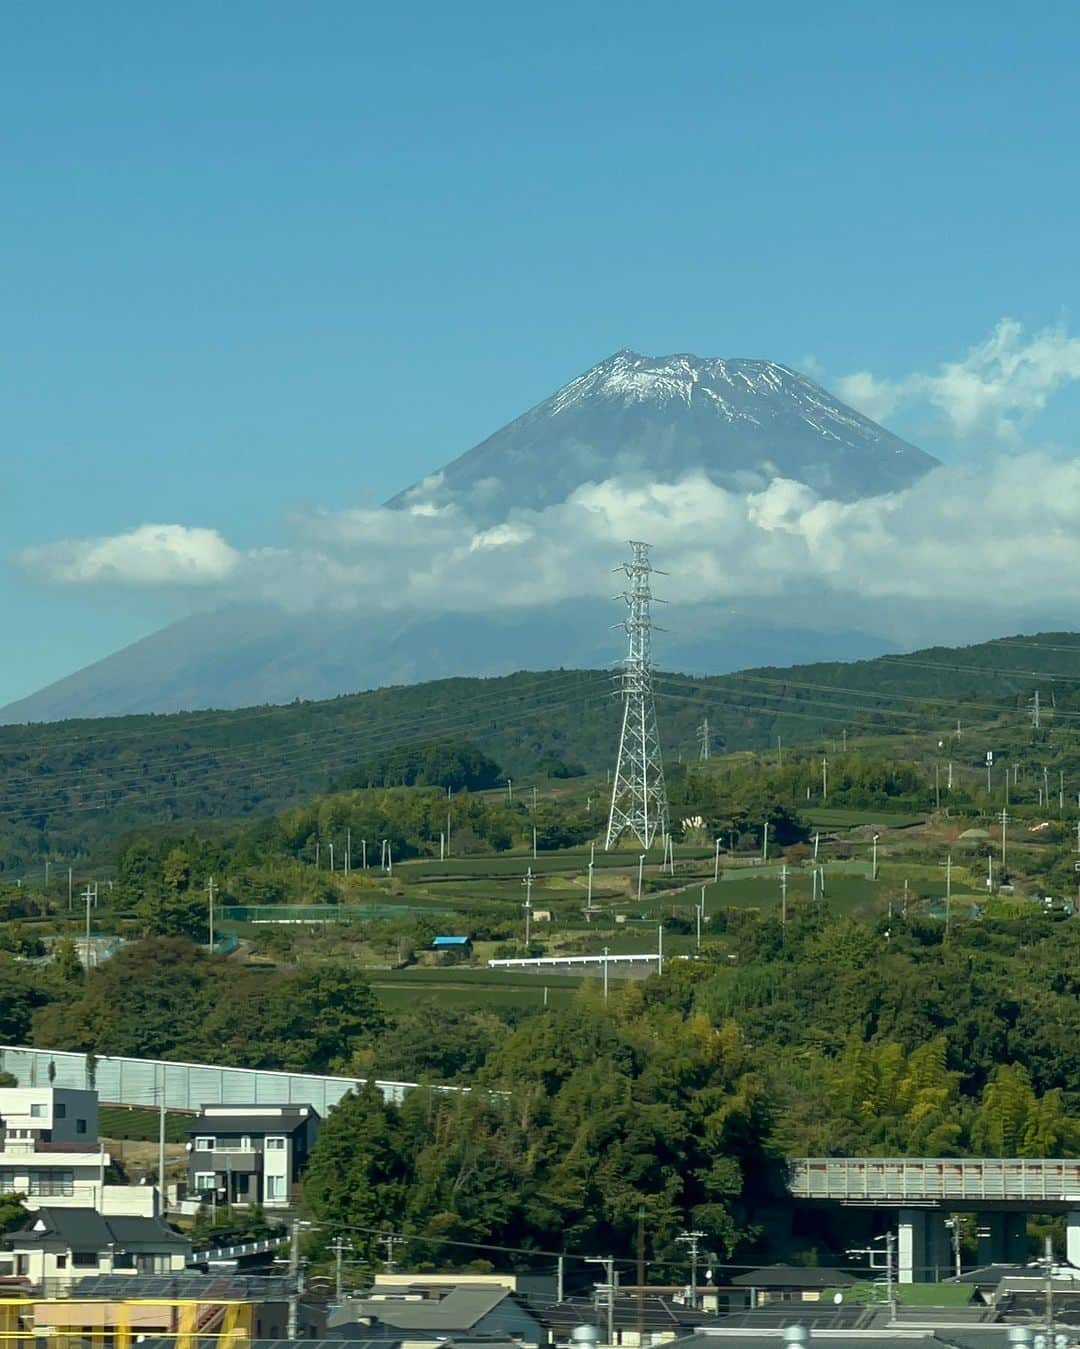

[328,840,334,873]
[935,763,940,811]
[714,837,720,883]
[157,1060,166,1216]
[522,868,534,946]
[637,853,645,904]
[315,840,320,870]
[330,1235,350,1300]
[362,838,367,870]
[345,827,351,876]
[761,822,769,863]
[657,923,664,976]
[1031,690,1041,729]
[676,1230,706,1310]
[822,755,828,801]
[780,866,788,930]
[207,877,216,951]
[636,1207,646,1345]
[698,886,705,948]
[777,735,783,768]
[872,833,880,881]
[603,946,610,1003]
[287,1217,304,1337]
[945,853,952,940]
[948,760,953,790]
[380,1232,403,1273]
[606,542,669,851]
[1060,771,1065,811]
[1044,765,1050,807]
[68,867,73,911]
[507,778,513,802]
[1000,808,1009,870]
[698,717,710,761]
[533,826,538,860]
[82,883,96,980]
[587,862,594,913]
[1042,1234,1054,1339]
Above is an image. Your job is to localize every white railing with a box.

[488,954,659,969]
[789,1157,1080,1203]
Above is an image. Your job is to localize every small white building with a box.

[0,1086,157,1214]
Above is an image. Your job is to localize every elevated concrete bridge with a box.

[789,1158,1080,1283]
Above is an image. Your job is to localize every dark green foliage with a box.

[339,739,503,793]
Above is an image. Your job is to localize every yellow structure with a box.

[0,1296,255,1349]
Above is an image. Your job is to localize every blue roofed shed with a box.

[432,936,472,949]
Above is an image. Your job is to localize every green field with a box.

[99,1105,192,1142]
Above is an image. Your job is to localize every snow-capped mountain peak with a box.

[389,348,938,522]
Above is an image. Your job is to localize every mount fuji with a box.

[2,350,936,723]
[389,349,936,520]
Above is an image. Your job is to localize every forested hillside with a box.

[3,632,1080,870]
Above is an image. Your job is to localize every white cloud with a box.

[19,456,1080,650]
[18,523,240,587]
[836,319,1080,441]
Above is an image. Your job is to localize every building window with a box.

[76,1119,87,1135]
[194,1172,216,1191]
[238,1136,252,1151]
[265,1136,286,1151]
[195,1137,215,1151]
[265,1175,286,1200]
[29,1105,46,1119]
[0,1171,16,1194]
[72,1252,98,1268]
[55,1104,67,1119]
[29,1170,74,1197]
[56,1255,68,1269]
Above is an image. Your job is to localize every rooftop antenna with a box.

[605,541,669,851]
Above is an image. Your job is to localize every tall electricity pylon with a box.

[605,541,669,851]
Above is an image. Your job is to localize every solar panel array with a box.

[71,1273,293,1301]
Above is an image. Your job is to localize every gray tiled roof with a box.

[330,1287,510,1332]
[6,1208,183,1251]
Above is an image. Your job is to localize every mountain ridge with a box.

[7,348,938,723]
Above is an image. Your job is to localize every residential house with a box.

[0,1086,155,1214]
[728,1267,858,1308]
[3,1207,190,1292]
[187,1104,320,1209]
[329,1282,547,1348]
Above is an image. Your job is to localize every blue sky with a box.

[4,1,1080,705]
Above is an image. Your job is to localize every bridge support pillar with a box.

[898,1208,926,1283]
[1067,1211,1080,1267]
[978,1212,1028,1266]
[925,1212,952,1281]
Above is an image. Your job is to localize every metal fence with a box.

[0,1045,463,1114]
[789,1157,1080,1203]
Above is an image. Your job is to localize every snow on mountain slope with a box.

[389,349,937,520]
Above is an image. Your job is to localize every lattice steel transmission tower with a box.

[605,541,669,851]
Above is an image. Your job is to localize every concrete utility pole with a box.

[714,838,721,883]
[328,841,334,873]
[1000,808,1009,869]
[585,1257,616,1346]
[345,828,351,876]
[676,1230,706,1309]
[603,947,610,1003]
[872,833,880,881]
[82,883,96,980]
[945,853,952,940]
[698,886,706,948]
[657,923,664,976]
[287,1217,304,1337]
[330,1235,350,1299]
[761,822,769,863]
[522,868,534,946]
[637,853,645,904]
[158,1060,166,1216]
[207,876,216,951]
[822,755,828,801]
[1031,690,1041,729]
[780,865,788,930]
[380,1232,402,1274]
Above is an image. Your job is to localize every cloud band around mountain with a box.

[14,453,1080,647]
